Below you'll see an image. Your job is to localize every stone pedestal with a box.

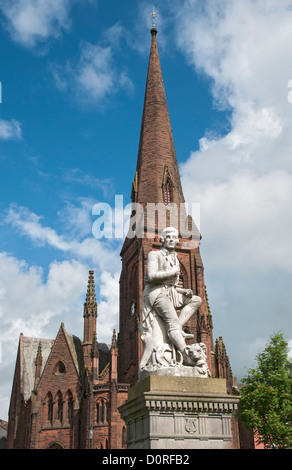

[119,375,240,449]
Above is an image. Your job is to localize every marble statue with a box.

[139,227,211,378]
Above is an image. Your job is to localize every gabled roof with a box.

[20,335,54,401]
[17,325,111,401]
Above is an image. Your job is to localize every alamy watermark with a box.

[92,196,200,248]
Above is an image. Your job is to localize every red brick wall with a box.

[31,327,81,449]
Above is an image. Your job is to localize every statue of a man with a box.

[140,227,202,368]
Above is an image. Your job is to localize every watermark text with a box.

[92,196,200,248]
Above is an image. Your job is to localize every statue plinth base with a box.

[139,364,210,381]
[119,374,240,449]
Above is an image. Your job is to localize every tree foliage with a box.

[237,332,292,449]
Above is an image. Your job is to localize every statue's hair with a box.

[161,226,178,242]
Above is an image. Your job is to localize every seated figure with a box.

[139,227,210,377]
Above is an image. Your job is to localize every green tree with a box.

[237,332,292,449]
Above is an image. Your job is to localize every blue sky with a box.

[1,0,292,421]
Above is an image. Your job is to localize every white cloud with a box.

[0,254,88,341]
[0,119,22,140]
[168,0,292,380]
[62,168,114,197]
[172,0,292,275]
[0,0,73,47]
[52,38,133,105]
[0,252,88,420]
[57,197,96,240]
[4,202,122,272]
[97,271,120,341]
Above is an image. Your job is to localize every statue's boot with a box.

[168,329,194,366]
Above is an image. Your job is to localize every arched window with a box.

[101,400,104,423]
[46,392,53,424]
[56,391,63,423]
[54,361,66,374]
[47,442,65,449]
[106,401,109,422]
[163,177,173,205]
[65,390,74,423]
[96,402,100,423]
[96,398,109,424]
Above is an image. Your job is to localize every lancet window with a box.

[96,398,109,424]
[47,392,53,423]
[163,177,173,205]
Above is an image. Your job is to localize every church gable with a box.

[36,323,82,406]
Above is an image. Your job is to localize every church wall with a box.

[31,328,82,449]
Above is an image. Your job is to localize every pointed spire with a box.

[134,28,185,209]
[128,26,195,240]
[111,329,117,349]
[83,270,97,318]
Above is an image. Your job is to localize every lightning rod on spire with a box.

[150,6,158,29]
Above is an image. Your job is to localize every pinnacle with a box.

[85,270,97,304]
[84,270,98,318]
[111,329,117,349]
[35,341,42,365]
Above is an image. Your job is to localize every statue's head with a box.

[161,227,179,250]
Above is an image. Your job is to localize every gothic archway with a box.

[46,442,65,449]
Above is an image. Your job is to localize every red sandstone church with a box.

[6,27,247,450]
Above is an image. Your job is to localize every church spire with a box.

[131,26,189,238]
[133,27,185,208]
